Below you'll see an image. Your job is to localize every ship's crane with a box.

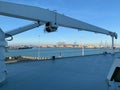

[0,1,118,84]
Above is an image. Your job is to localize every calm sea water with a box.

[5,48,119,58]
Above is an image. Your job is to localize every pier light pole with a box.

[82,45,85,56]
[38,35,40,60]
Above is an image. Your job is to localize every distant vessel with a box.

[18,46,33,49]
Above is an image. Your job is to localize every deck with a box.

[1,53,120,90]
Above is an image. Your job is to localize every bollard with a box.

[52,56,55,60]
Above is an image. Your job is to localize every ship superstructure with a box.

[0,1,119,90]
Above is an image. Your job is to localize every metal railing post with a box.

[82,46,85,56]
[112,36,114,54]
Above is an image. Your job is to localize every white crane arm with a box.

[0,1,117,39]
[5,22,41,38]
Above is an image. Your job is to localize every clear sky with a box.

[0,0,120,46]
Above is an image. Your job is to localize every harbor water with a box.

[5,48,120,58]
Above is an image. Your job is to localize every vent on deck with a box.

[111,67,120,82]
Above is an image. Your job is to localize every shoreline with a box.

[5,52,114,64]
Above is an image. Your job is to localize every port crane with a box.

[0,1,118,84]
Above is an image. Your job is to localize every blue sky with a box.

[0,0,120,46]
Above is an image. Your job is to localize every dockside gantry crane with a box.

[0,1,117,84]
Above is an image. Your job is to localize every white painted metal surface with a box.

[0,1,117,38]
[107,59,120,89]
[5,23,41,37]
[0,29,7,84]
[107,59,120,81]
